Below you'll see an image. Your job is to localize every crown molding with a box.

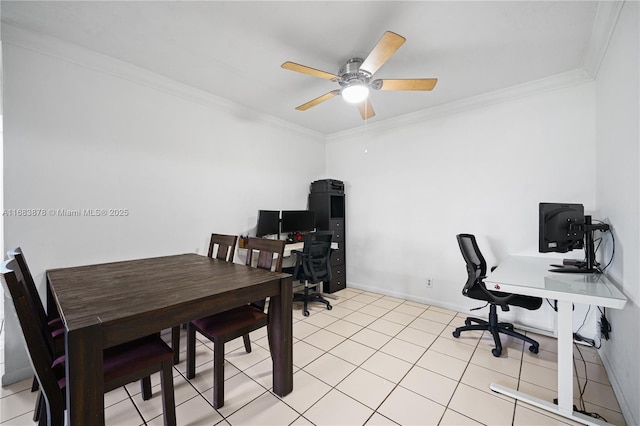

[1,22,323,140]
[583,1,626,78]
[326,68,594,142]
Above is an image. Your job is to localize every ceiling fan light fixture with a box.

[341,83,369,104]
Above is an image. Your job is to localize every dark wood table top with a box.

[47,253,290,346]
[47,252,293,425]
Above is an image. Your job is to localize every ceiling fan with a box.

[281,31,438,120]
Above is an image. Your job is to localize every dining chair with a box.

[7,248,65,421]
[170,233,239,364]
[186,237,285,408]
[8,248,64,351]
[207,233,238,261]
[9,247,167,422]
[1,258,177,426]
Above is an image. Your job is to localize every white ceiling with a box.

[1,1,601,135]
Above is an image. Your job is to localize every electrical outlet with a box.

[426,278,433,288]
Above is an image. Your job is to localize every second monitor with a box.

[280,210,316,234]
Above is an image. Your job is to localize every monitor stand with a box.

[547,216,609,274]
[548,265,598,274]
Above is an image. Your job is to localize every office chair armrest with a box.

[292,251,308,279]
[478,282,518,308]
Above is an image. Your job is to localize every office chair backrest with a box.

[1,259,64,413]
[207,234,238,262]
[456,234,487,295]
[297,231,334,284]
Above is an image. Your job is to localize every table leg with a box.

[66,323,104,425]
[46,276,57,321]
[269,276,293,397]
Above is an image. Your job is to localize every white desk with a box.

[484,255,627,426]
[237,242,339,268]
[283,241,339,258]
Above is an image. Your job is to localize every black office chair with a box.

[453,234,541,357]
[287,230,334,316]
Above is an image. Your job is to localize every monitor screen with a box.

[256,210,280,237]
[280,210,315,234]
[539,202,585,253]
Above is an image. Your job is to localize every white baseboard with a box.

[347,282,555,337]
[599,349,635,426]
[1,365,33,387]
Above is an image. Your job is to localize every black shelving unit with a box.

[308,180,346,293]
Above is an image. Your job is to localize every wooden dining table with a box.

[46,253,293,425]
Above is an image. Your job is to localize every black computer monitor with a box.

[539,202,585,253]
[256,210,280,237]
[280,210,315,234]
[538,202,610,273]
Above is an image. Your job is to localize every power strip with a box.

[599,314,611,340]
[573,332,596,347]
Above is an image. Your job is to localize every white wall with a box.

[326,81,597,333]
[594,1,639,424]
[1,33,325,384]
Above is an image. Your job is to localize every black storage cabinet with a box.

[308,180,346,293]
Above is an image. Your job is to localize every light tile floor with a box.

[0,288,627,425]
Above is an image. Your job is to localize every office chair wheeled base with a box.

[453,304,539,357]
[294,283,332,316]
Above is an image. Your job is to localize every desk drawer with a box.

[324,268,346,293]
[330,246,345,267]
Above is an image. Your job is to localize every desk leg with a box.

[66,323,104,426]
[556,299,574,416]
[491,299,612,426]
[269,276,293,397]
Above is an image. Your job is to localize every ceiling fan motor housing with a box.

[338,58,371,88]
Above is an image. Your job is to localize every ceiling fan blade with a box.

[295,91,339,111]
[357,98,375,120]
[281,61,339,81]
[374,78,438,91]
[360,31,406,75]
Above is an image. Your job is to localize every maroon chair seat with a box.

[53,334,174,392]
[191,305,267,340]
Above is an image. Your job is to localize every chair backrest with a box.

[1,259,64,412]
[7,247,58,352]
[456,234,487,295]
[207,234,238,262]
[294,231,334,284]
[245,238,285,273]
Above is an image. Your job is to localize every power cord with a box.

[573,305,603,349]
[592,220,615,272]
